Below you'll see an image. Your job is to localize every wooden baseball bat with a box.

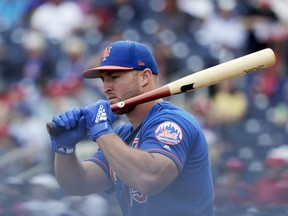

[46,48,276,135]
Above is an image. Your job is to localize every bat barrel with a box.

[168,48,276,95]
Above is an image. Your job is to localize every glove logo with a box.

[56,145,74,154]
[95,105,108,123]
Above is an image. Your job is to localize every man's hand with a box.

[81,100,115,141]
[50,108,86,154]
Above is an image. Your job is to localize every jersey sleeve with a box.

[86,148,111,178]
[139,114,197,174]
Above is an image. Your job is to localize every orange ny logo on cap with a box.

[102,46,111,61]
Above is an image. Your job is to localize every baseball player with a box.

[49,40,214,216]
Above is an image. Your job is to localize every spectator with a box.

[214,157,251,209]
[22,173,69,216]
[0,0,26,29]
[62,194,109,216]
[186,92,224,176]
[196,0,247,61]
[7,81,50,169]
[155,0,196,35]
[250,157,288,206]
[240,0,279,53]
[53,36,88,91]
[177,0,214,21]
[207,79,248,125]
[19,30,55,92]
[266,146,288,203]
[0,177,26,216]
[0,86,15,157]
[29,0,86,42]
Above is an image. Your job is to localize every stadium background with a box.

[0,0,287,215]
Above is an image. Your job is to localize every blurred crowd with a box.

[0,0,288,215]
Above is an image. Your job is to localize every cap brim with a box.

[82,66,134,78]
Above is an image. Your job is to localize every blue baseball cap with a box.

[82,40,159,78]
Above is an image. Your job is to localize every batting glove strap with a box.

[50,141,75,155]
[89,121,114,141]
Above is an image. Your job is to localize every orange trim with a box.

[88,157,110,172]
[145,148,183,170]
[82,66,133,78]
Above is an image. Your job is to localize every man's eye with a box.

[111,76,119,79]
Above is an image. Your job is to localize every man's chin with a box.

[113,106,135,115]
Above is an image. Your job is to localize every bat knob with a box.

[46,122,55,135]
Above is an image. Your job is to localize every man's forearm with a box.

[96,133,178,195]
[54,153,89,195]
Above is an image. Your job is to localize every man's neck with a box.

[126,99,162,129]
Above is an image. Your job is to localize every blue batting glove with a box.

[50,108,86,154]
[81,100,115,141]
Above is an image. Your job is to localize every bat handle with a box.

[46,105,119,135]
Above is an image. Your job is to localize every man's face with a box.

[100,70,143,114]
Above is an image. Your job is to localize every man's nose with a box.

[102,81,112,93]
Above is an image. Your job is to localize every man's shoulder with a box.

[153,101,185,113]
[142,102,197,132]
[151,101,193,120]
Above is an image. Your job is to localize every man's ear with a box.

[140,69,153,87]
